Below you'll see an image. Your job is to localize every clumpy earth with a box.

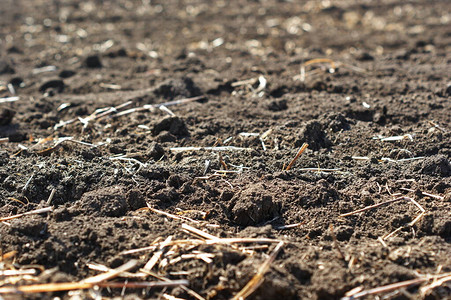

[0,0,450,299]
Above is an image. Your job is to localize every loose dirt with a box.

[0,0,450,299]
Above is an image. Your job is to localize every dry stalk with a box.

[286,143,308,170]
[143,236,173,271]
[339,196,426,240]
[0,207,52,222]
[146,205,202,224]
[140,269,205,300]
[341,273,451,300]
[0,280,189,294]
[170,146,251,152]
[232,241,284,300]
[0,96,19,103]
[83,260,138,284]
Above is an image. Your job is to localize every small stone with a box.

[84,55,102,68]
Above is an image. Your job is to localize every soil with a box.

[0,0,450,299]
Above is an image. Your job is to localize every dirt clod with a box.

[0,108,15,125]
[152,116,189,137]
[84,55,102,68]
[229,183,281,226]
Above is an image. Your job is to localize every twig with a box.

[232,241,284,300]
[286,143,308,170]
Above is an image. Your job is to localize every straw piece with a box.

[232,241,284,300]
[181,223,219,240]
[339,197,405,217]
[341,278,426,300]
[286,143,308,171]
[83,259,138,284]
[0,280,189,294]
[0,96,19,103]
[0,207,52,222]
[143,236,173,271]
[170,146,251,152]
[0,269,37,276]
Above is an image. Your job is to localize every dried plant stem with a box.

[0,280,189,294]
[83,260,138,284]
[286,143,309,170]
[232,241,284,300]
[342,273,451,300]
[0,207,52,222]
[339,197,406,217]
[140,269,206,300]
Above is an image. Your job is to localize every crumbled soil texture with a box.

[0,0,450,299]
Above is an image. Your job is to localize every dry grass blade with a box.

[232,241,284,300]
[286,143,308,170]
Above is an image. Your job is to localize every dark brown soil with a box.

[0,0,450,299]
